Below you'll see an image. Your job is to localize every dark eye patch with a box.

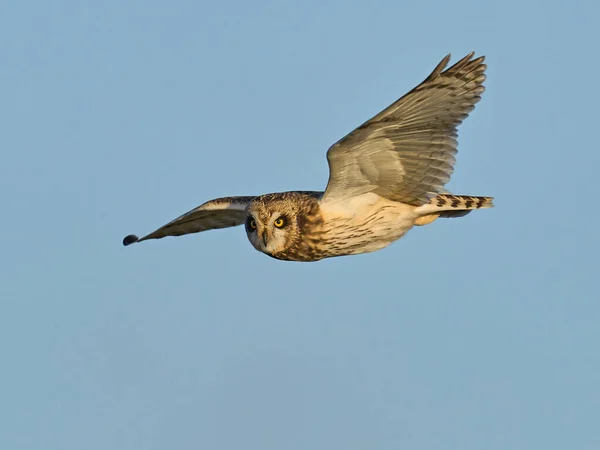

[245,216,257,231]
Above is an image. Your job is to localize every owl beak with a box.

[262,231,269,247]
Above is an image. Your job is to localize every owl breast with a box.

[317,193,418,258]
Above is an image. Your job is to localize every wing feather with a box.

[322,52,486,205]
[123,196,255,246]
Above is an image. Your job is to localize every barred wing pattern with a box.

[323,52,486,206]
[123,196,255,245]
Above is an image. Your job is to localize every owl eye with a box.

[273,217,286,228]
[247,218,257,230]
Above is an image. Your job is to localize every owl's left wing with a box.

[123,196,256,246]
[322,52,486,206]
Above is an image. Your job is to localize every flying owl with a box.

[123,52,493,262]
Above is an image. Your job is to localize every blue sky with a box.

[1,1,598,449]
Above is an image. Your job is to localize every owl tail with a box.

[414,194,494,226]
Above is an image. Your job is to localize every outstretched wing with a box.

[322,52,486,206]
[123,196,256,246]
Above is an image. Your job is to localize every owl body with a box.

[123,53,495,262]
[243,191,421,261]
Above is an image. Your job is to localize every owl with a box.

[123,52,493,262]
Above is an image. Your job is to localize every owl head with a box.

[244,192,323,260]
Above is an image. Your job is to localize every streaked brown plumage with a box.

[245,192,325,261]
[123,52,494,262]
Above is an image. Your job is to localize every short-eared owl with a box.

[123,52,493,262]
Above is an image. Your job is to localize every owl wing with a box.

[123,196,256,246]
[322,52,486,206]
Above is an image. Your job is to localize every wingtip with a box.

[426,53,452,82]
[123,234,140,246]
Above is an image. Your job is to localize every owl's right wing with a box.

[322,52,486,206]
[123,196,256,246]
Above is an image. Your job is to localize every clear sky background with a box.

[1,1,598,449]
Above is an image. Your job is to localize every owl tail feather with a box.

[414,194,494,226]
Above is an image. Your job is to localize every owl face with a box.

[244,206,297,256]
[243,192,324,261]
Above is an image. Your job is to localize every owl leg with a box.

[414,213,440,226]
